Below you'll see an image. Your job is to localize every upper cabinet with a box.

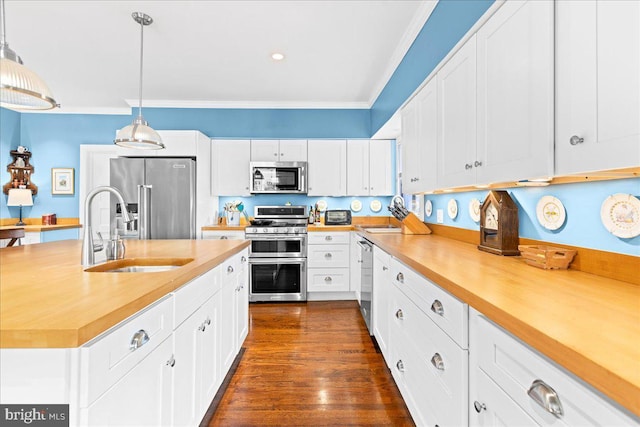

[347,139,394,196]
[212,139,251,196]
[437,0,554,189]
[308,140,347,196]
[555,0,640,175]
[250,139,307,162]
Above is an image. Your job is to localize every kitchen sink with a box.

[85,257,194,273]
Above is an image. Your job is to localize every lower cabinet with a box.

[469,308,639,427]
[372,246,391,362]
[307,232,351,295]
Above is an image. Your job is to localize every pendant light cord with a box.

[1,0,7,46]
[137,16,144,119]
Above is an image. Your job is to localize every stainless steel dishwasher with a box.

[357,238,374,335]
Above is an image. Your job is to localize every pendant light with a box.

[114,12,164,150]
[0,0,58,110]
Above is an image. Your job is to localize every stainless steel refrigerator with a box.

[110,157,196,239]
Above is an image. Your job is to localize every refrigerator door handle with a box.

[138,185,152,239]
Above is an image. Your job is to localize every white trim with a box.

[22,107,132,115]
[125,99,371,110]
[367,0,439,107]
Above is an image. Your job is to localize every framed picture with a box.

[51,168,74,195]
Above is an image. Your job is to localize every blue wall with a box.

[423,179,640,256]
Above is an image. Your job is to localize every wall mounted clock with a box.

[447,199,458,219]
[469,198,481,222]
[536,196,566,231]
[478,190,520,256]
[600,193,640,238]
[425,200,433,218]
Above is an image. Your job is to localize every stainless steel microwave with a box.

[250,162,307,194]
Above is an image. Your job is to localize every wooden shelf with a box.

[3,150,37,195]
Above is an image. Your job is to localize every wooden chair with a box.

[0,228,25,247]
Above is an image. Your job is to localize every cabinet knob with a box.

[129,329,150,351]
[431,300,444,316]
[274,153,278,156]
[220,236,228,240]
[325,235,333,241]
[241,256,247,263]
[280,153,284,156]
[166,355,176,368]
[324,252,332,259]
[465,163,473,170]
[227,265,234,273]
[569,135,584,145]
[474,160,483,167]
[396,360,405,372]
[382,266,388,271]
[473,401,486,413]
[395,309,404,320]
[528,379,564,418]
[324,276,332,282]
[430,353,445,370]
[396,272,404,283]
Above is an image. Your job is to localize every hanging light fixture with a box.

[114,12,164,150]
[0,0,58,110]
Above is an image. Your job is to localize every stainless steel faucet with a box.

[82,186,133,267]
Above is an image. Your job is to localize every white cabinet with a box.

[437,0,554,189]
[555,0,640,175]
[202,230,245,240]
[437,35,477,189]
[469,308,638,427]
[372,246,391,363]
[347,140,394,196]
[476,0,554,183]
[251,139,307,161]
[307,232,350,294]
[211,139,251,196]
[401,75,438,194]
[307,140,347,196]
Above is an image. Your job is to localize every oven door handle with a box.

[248,257,307,264]
[246,236,306,241]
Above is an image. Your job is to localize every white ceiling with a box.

[4,0,436,115]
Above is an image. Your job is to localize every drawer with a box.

[390,257,468,348]
[79,296,174,407]
[308,232,350,245]
[474,311,638,426]
[173,266,220,328]
[390,286,468,427]
[308,245,349,268]
[201,230,245,240]
[221,248,249,280]
[307,268,350,292]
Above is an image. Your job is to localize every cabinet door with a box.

[401,94,421,194]
[279,140,308,161]
[369,140,394,196]
[349,233,362,301]
[476,0,554,183]
[437,36,477,189]
[307,140,347,196]
[157,130,197,157]
[235,254,249,351]
[218,278,237,376]
[82,337,173,426]
[251,140,279,161]
[556,0,640,174]
[212,139,251,196]
[372,246,391,362]
[347,140,370,196]
[198,295,220,411]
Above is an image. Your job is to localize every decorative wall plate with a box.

[600,193,640,238]
[469,198,481,222]
[447,199,458,219]
[536,196,566,231]
[370,199,382,213]
[350,199,362,212]
[425,200,433,218]
[316,200,327,212]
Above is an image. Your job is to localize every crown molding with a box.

[125,99,370,110]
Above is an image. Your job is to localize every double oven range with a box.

[246,206,308,302]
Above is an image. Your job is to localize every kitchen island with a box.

[0,239,250,426]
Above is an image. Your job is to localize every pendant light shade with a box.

[0,0,58,110]
[115,12,164,150]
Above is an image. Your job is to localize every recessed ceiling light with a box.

[271,52,285,61]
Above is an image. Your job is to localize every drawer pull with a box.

[395,309,404,320]
[473,401,486,413]
[227,265,234,273]
[129,329,150,351]
[382,266,388,271]
[527,379,564,418]
[325,235,333,241]
[396,272,404,283]
[166,355,176,367]
[431,300,444,316]
[396,360,405,373]
[220,236,228,240]
[241,255,247,263]
[324,276,332,282]
[324,253,333,259]
[431,353,445,370]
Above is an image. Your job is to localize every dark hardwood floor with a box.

[208,301,414,426]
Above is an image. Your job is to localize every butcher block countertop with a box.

[0,239,249,349]
[361,232,640,418]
